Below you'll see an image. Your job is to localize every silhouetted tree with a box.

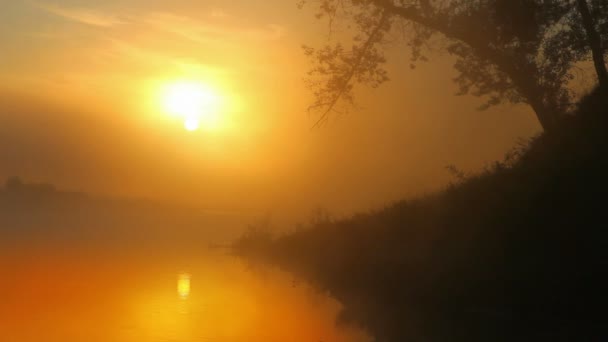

[300,0,608,131]
[4,176,24,192]
[309,206,333,226]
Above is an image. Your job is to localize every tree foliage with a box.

[300,0,608,130]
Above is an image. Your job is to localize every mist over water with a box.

[0,241,370,342]
[2,0,608,340]
[0,180,370,341]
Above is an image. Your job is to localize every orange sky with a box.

[0,0,541,222]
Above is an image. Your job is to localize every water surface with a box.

[0,245,370,342]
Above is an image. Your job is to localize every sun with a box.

[161,81,222,131]
[184,118,200,131]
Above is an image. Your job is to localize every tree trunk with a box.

[577,0,608,89]
[505,63,560,131]
[378,2,560,130]
[528,99,557,131]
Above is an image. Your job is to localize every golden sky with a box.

[0,0,540,222]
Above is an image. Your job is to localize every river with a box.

[0,244,370,342]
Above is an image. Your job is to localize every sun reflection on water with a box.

[178,273,191,299]
[1,251,371,342]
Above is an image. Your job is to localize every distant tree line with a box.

[1,176,56,194]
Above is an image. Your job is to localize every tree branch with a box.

[311,9,391,128]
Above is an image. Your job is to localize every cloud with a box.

[143,12,225,44]
[245,24,287,41]
[209,9,229,19]
[33,3,285,42]
[34,3,126,27]
[102,38,232,78]
[25,2,286,81]
[144,12,286,43]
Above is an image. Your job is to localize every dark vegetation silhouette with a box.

[234,85,608,341]
[301,0,608,130]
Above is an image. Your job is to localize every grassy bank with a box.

[234,87,608,341]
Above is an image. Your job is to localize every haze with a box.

[0,0,540,222]
[4,0,608,341]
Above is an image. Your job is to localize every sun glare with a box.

[161,81,222,131]
[184,118,200,131]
